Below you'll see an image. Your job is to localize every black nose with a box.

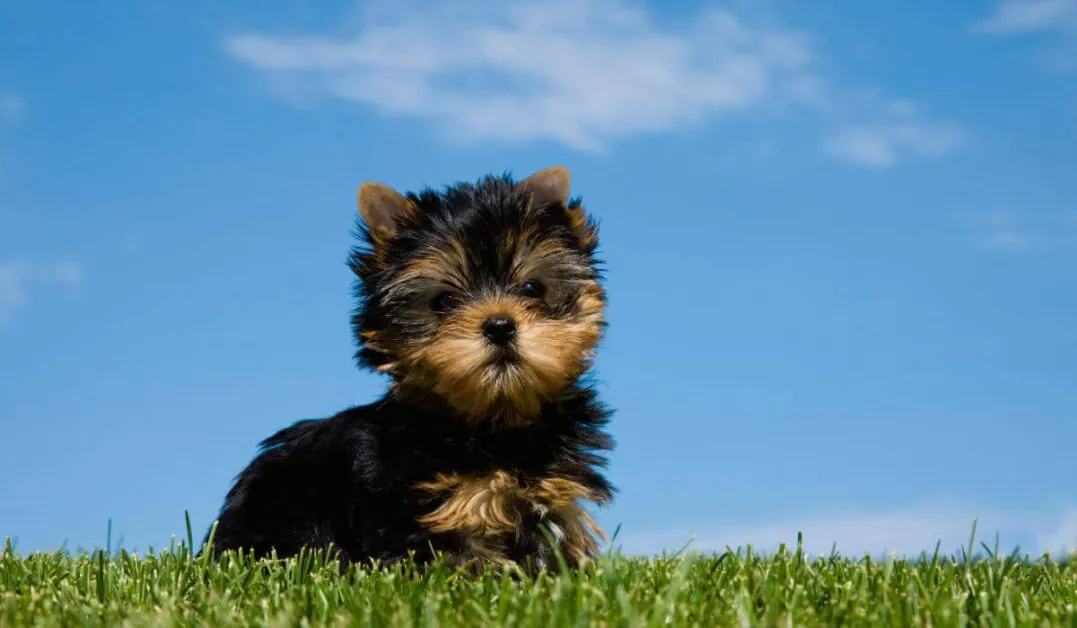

[482,315,517,346]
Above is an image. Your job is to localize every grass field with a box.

[2,521,1075,627]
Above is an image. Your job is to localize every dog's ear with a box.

[518,165,597,249]
[517,166,571,208]
[358,181,417,242]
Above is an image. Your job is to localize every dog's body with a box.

[207,385,613,571]
[206,166,615,572]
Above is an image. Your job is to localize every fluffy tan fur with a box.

[399,286,604,426]
[415,472,606,567]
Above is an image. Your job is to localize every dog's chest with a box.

[412,470,601,568]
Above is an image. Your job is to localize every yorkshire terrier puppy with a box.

[205,166,615,573]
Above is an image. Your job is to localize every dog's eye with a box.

[431,291,459,313]
[519,279,546,299]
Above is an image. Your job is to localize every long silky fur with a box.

[205,171,616,573]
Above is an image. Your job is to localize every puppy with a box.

[205,166,616,573]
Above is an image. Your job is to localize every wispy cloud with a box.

[972,1,1077,72]
[0,259,84,326]
[615,502,1076,559]
[814,95,965,168]
[823,118,966,169]
[964,209,1077,252]
[224,0,961,165]
[972,0,1077,36]
[226,0,812,152]
[1038,508,1077,555]
[965,211,1040,251]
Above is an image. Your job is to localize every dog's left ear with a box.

[517,166,571,208]
[518,165,597,249]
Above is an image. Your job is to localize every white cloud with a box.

[819,92,965,168]
[0,259,84,326]
[224,0,961,165]
[1037,508,1077,555]
[972,1,1077,72]
[823,121,966,169]
[965,210,1040,251]
[963,209,1077,252]
[972,0,1077,35]
[615,502,1077,559]
[226,0,812,151]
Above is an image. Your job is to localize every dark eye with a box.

[431,291,459,313]
[519,279,546,299]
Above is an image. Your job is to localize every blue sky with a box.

[1,0,1075,559]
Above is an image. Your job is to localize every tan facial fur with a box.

[397,285,604,427]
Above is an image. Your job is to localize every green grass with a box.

[2,522,1075,627]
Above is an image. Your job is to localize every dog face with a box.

[350,167,606,426]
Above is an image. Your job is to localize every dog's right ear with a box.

[358,182,416,242]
